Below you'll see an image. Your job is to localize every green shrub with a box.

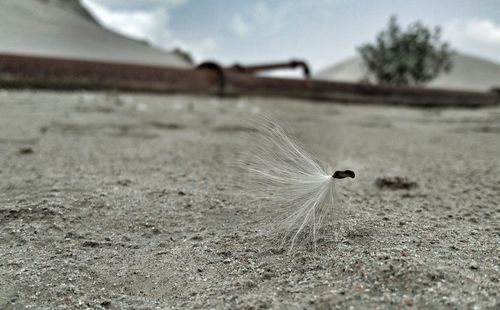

[358,16,454,86]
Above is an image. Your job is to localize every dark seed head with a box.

[332,170,355,179]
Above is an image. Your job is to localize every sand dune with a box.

[315,53,500,91]
[0,0,192,68]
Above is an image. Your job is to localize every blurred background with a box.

[2,0,500,91]
[81,0,500,71]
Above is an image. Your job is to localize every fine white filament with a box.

[243,119,337,249]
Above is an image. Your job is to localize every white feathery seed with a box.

[242,118,354,249]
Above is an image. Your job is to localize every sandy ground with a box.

[0,90,499,309]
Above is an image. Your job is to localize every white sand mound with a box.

[0,0,192,68]
[315,53,500,91]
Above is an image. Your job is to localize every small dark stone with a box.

[270,248,285,255]
[117,179,132,186]
[261,271,275,280]
[100,301,111,308]
[81,240,100,247]
[18,146,34,154]
[375,176,418,190]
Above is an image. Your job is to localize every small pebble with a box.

[18,146,34,154]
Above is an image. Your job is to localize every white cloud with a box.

[250,1,286,31]
[231,14,251,36]
[87,4,167,42]
[82,0,179,46]
[83,0,187,10]
[442,18,500,61]
[81,0,217,62]
[226,1,287,38]
[251,1,273,24]
[462,19,500,44]
[445,19,500,45]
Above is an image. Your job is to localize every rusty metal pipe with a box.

[1,53,498,108]
[229,60,310,78]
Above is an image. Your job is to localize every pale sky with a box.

[81,0,500,72]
